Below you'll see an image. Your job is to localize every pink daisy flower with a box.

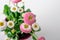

[20,23,32,33]
[11,0,21,3]
[37,36,45,40]
[23,12,36,25]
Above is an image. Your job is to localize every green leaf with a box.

[21,6,25,10]
[3,5,10,15]
[14,12,17,18]
[14,24,20,33]
[15,37,18,40]
[16,30,21,34]
[3,5,12,20]
[4,27,11,33]
[26,9,31,12]
[3,5,16,20]
[18,20,24,25]
[7,32,13,38]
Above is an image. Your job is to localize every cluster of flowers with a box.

[0,13,40,33]
[0,0,45,40]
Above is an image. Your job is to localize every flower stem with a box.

[15,12,17,18]
[30,32,38,40]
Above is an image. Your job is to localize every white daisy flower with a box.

[18,8,24,13]
[11,6,18,12]
[18,2,24,7]
[0,20,7,31]
[5,38,10,40]
[7,21,14,28]
[10,39,13,40]
[5,37,13,40]
[22,0,24,2]
[32,23,40,31]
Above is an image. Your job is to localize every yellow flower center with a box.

[0,22,4,26]
[34,25,37,28]
[9,22,13,26]
[28,15,32,20]
[12,7,16,11]
[19,9,22,11]
[24,24,28,28]
[19,8,23,12]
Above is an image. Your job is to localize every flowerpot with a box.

[18,33,31,40]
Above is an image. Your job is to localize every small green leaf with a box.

[4,27,11,33]
[7,32,13,38]
[16,30,20,34]
[26,9,31,12]
[4,5,10,15]
[13,36,18,40]
[21,6,25,10]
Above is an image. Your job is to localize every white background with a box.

[0,0,60,40]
